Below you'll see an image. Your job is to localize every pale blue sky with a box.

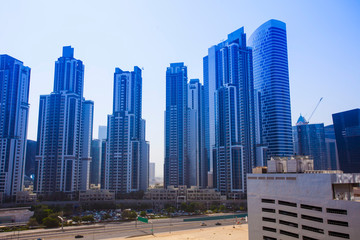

[1,0,359,177]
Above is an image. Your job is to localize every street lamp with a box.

[57,216,64,231]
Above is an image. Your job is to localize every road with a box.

[0,216,243,240]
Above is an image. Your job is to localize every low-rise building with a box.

[79,189,115,202]
[248,156,360,239]
[15,191,37,204]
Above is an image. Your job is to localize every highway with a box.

[0,216,243,240]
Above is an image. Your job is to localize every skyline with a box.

[1,1,360,177]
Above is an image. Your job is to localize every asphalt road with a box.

[0,216,243,240]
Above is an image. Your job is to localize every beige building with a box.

[79,189,115,202]
[248,156,360,240]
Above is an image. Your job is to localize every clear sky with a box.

[1,0,359,178]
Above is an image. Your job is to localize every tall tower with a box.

[0,55,30,199]
[164,63,188,188]
[187,79,206,187]
[105,67,149,193]
[203,27,256,195]
[249,19,293,163]
[35,46,94,194]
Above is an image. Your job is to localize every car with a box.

[215,222,222,225]
[75,235,84,238]
[200,222,207,226]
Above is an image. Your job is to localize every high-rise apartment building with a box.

[164,63,188,188]
[0,55,31,199]
[249,19,293,163]
[105,67,149,193]
[293,116,327,170]
[149,162,155,184]
[35,46,94,194]
[25,140,37,178]
[203,27,256,195]
[332,109,360,173]
[187,79,206,188]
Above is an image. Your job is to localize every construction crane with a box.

[307,97,323,123]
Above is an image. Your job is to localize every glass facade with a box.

[332,109,360,173]
[249,19,293,161]
[0,55,30,198]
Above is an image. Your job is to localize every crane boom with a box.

[308,97,323,123]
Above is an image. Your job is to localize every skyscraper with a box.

[90,139,102,185]
[187,79,206,188]
[149,162,155,184]
[105,67,149,193]
[0,55,30,199]
[164,63,188,188]
[35,46,94,194]
[332,109,360,173]
[98,125,107,141]
[249,19,293,163]
[203,27,256,195]
[292,115,327,170]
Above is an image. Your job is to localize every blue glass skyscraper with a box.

[0,55,30,199]
[164,63,188,188]
[105,67,149,193]
[203,27,256,195]
[249,19,293,163]
[35,46,94,194]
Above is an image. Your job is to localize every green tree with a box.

[42,217,60,228]
[122,210,137,220]
[219,205,226,212]
[140,211,146,217]
[27,218,39,228]
[82,215,95,222]
[72,216,81,223]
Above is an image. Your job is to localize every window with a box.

[263,217,276,223]
[278,200,297,207]
[279,210,297,218]
[263,236,277,240]
[262,208,276,213]
[300,204,322,212]
[262,198,275,204]
[328,231,350,239]
[303,236,318,240]
[301,214,323,223]
[263,226,276,233]
[279,230,299,238]
[302,225,324,234]
[279,220,298,228]
[326,208,347,215]
[327,219,348,227]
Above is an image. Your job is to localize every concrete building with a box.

[248,157,360,240]
[105,67,149,193]
[35,46,94,194]
[79,189,115,202]
[0,55,31,199]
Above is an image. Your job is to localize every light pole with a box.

[57,216,64,232]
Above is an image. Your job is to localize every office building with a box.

[35,46,94,194]
[0,55,31,199]
[164,63,188,188]
[203,27,256,196]
[90,139,102,185]
[149,162,155,185]
[332,109,360,173]
[249,19,293,163]
[105,67,149,194]
[293,115,327,170]
[187,79,206,187]
[248,157,360,239]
